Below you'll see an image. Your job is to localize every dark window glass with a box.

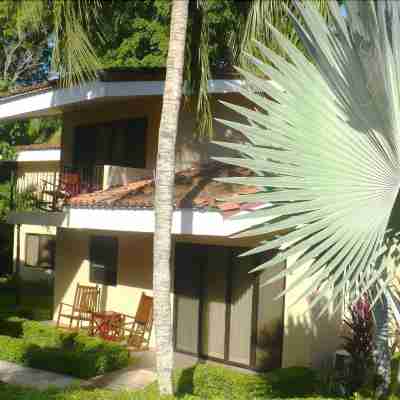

[89,236,118,286]
[74,118,147,168]
[25,234,55,269]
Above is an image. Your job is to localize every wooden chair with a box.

[123,293,153,350]
[56,284,100,330]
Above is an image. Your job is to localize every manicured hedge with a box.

[0,318,130,379]
[190,364,318,399]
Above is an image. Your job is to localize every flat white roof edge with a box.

[7,207,267,237]
[0,79,244,122]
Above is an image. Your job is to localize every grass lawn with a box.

[0,382,342,400]
[0,365,346,400]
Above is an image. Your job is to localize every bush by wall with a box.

[0,318,130,379]
[189,364,318,399]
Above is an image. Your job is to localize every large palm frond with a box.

[230,0,330,69]
[51,0,102,86]
[216,0,400,312]
[16,0,101,86]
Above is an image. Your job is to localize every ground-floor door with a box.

[174,243,269,369]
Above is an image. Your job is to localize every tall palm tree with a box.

[153,0,189,395]
[216,0,399,396]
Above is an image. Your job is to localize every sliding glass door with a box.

[174,243,259,368]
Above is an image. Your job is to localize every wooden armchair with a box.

[123,293,153,350]
[56,284,100,329]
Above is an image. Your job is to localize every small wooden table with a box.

[89,311,125,341]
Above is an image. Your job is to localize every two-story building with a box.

[4,69,342,372]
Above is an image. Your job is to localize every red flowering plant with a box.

[342,296,375,393]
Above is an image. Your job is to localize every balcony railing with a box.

[14,164,151,212]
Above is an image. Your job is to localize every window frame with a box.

[24,233,56,270]
[74,118,147,168]
[89,235,119,286]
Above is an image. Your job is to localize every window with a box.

[74,118,147,168]
[89,236,118,286]
[25,234,55,269]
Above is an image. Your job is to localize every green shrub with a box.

[265,366,319,397]
[192,364,271,399]
[21,319,60,347]
[0,318,129,378]
[192,364,318,399]
[0,316,25,337]
[0,335,26,363]
[25,345,108,379]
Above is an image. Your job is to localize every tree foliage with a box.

[0,0,50,91]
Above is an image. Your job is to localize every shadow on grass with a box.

[174,365,196,395]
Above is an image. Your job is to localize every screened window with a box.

[25,234,55,269]
[89,236,118,286]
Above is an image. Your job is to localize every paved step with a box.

[0,360,79,389]
[85,367,156,391]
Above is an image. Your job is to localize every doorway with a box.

[174,243,259,369]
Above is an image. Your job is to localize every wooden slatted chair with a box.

[56,284,100,329]
[123,293,153,350]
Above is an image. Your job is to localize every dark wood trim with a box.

[224,252,233,362]
[198,255,205,357]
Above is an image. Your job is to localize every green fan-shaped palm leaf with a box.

[216,0,400,311]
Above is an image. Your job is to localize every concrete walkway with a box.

[0,360,78,389]
[0,352,197,391]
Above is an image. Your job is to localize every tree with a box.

[216,0,398,397]
[0,0,50,91]
[153,0,189,395]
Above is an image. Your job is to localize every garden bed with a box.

[0,317,130,379]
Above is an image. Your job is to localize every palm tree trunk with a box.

[374,295,391,399]
[153,0,189,396]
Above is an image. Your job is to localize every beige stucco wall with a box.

[281,254,343,369]
[54,228,156,346]
[13,224,57,283]
[54,229,154,318]
[61,93,250,173]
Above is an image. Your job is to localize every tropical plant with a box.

[191,0,331,140]
[153,0,189,395]
[215,0,400,397]
[343,297,375,394]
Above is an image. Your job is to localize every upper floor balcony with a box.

[15,164,152,212]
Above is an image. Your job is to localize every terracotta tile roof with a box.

[16,143,61,151]
[67,162,262,213]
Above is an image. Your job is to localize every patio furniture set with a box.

[56,283,153,351]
